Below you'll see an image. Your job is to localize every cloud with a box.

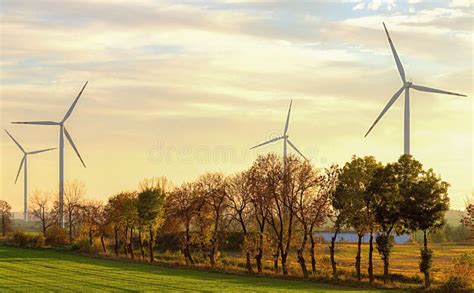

[353,2,366,10]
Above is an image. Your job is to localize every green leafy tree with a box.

[336,156,380,281]
[137,179,166,263]
[403,167,450,288]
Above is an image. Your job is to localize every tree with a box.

[137,178,166,263]
[30,191,54,236]
[64,180,86,243]
[80,200,104,246]
[226,171,253,273]
[195,173,228,268]
[336,156,380,281]
[165,182,199,264]
[292,159,323,278]
[461,193,474,240]
[105,192,135,256]
[0,200,12,237]
[403,167,450,288]
[247,156,273,273]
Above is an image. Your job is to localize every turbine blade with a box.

[63,81,88,122]
[250,136,283,150]
[15,156,25,184]
[64,127,86,168]
[28,147,57,155]
[411,84,467,97]
[4,129,25,153]
[287,139,308,161]
[284,100,293,135]
[383,22,406,83]
[365,86,404,138]
[11,121,60,125]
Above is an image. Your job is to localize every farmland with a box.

[0,245,395,292]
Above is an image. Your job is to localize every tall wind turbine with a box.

[4,129,55,221]
[250,100,308,167]
[12,82,88,227]
[365,23,467,155]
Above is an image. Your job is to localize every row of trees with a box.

[12,154,456,288]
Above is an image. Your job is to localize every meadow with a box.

[0,245,397,293]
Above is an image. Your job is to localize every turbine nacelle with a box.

[404,81,413,88]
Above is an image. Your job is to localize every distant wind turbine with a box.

[250,100,308,168]
[365,23,467,155]
[12,81,88,227]
[4,129,55,221]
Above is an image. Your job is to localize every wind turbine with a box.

[250,100,308,168]
[12,81,88,227]
[365,23,467,155]
[4,129,56,221]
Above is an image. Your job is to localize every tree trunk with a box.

[42,219,47,236]
[129,227,134,260]
[355,233,363,281]
[273,248,279,273]
[297,230,308,278]
[368,230,374,283]
[89,228,93,246]
[184,226,194,265]
[309,233,316,275]
[281,251,288,275]
[330,230,338,279]
[123,226,129,257]
[68,211,73,243]
[255,229,264,273]
[149,226,154,263]
[383,254,389,284]
[423,230,430,288]
[245,251,252,273]
[100,235,107,254]
[138,230,145,260]
[1,214,5,237]
[114,226,119,256]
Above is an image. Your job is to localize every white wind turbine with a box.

[365,23,467,155]
[12,81,88,227]
[250,100,308,167]
[4,129,56,221]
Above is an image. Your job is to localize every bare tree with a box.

[64,180,86,243]
[30,191,53,236]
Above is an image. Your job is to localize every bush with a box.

[71,238,98,254]
[12,232,45,248]
[441,252,474,291]
[45,225,68,246]
[12,231,28,247]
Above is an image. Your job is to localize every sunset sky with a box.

[1,0,472,213]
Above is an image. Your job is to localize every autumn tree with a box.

[461,193,474,240]
[80,200,104,246]
[0,200,12,237]
[165,182,199,264]
[308,165,339,275]
[137,178,166,263]
[226,171,253,273]
[195,173,228,268]
[403,167,449,288]
[105,192,135,256]
[30,191,54,236]
[247,157,273,273]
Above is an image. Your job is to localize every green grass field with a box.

[0,246,398,292]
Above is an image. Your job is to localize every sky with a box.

[0,0,472,213]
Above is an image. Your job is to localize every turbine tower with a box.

[12,82,88,227]
[365,23,467,155]
[4,129,55,221]
[250,100,308,167]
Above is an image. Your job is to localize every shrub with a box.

[12,232,45,248]
[45,225,68,246]
[441,252,474,291]
[71,238,98,254]
[12,231,28,247]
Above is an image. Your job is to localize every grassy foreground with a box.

[0,246,396,292]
